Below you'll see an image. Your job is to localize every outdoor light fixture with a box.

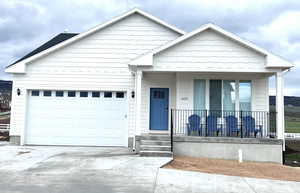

[17,88,21,96]
[131,91,135,98]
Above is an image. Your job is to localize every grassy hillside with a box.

[270,105,300,133]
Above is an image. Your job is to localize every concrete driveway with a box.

[0,145,299,193]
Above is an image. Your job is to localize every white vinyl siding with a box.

[9,13,181,138]
[152,29,266,72]
[252,77,269,112]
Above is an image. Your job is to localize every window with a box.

[193,79,252,112]
[209,80,222,111]
[223,80,236,111]
[68,91,76,97]
[92,92,100,98]
[194,80,206,110]
[56,91,64,97]
[43,90,52,97]
[239,81,251,111]
[80,91,88,97]
[104,92,112,98]
[116,92,125,98]
[153,91,165,99]
[31,90,39,96]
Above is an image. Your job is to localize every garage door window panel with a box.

[92,91,100,98]
[68,91,76,97]
[104,92,112,98]
[56,91,64,97]
[80,91,88,97]
[116,92,125,99]
[31,90,40,96]
[43,91,52,97]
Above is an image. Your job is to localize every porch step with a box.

[140,140,171,146]
[139,134,172,157]
[139,151,173,157]
[140,145,171,151]
[140,135,171,141]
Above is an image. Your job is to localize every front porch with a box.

[134,71,284,163]
[135,71,283,140]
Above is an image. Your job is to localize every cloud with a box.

[0,0,300,96]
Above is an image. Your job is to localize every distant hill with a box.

[269,96,300,107]
[0,80,12,91]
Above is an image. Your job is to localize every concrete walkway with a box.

[155,168,300,193]
[0,145,299,193]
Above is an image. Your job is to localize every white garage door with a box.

[25,90,128,146]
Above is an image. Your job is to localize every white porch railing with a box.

[285,133,300,139]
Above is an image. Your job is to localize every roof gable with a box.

[130,23,293,69]
[6,8,185,73]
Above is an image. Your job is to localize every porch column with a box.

[135,70,143,136]
[276,71,285,140]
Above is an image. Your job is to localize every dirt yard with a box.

[164,156,300,182]
[285,139,300,167]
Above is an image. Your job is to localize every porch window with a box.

[239,80,252,111]
[209,80,222,111]
[223,80,236,111]
[193,79,251,112]
[194,80,206,110]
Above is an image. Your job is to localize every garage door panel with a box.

[25,90,128,146]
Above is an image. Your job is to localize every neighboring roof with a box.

[6,8,185,71]
[130,23,294,69]
[9,33,78,67]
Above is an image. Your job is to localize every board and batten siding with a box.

[9,13,181,138]
[152,29,266,72]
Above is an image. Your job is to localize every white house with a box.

[5,9,293,162]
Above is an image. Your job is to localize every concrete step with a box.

[139,150,173,157]
[140,140,171,146]
[140,145,171,151]
[140,135,171,141]
[148,133,169,135]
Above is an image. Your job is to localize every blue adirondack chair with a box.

[242,116,262,137]
[186,114,203,136]
[207,115,222,136]
[225,115,240,136]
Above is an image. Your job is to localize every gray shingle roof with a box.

[8,33,78,67]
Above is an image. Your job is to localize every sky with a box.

[0,0,299,96]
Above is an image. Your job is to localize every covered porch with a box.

[135,71,284,141]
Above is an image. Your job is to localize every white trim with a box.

[276,71,284,140]
[21,89,29,145]
[235,80,239,112]
[205,79,210,110]
[135,70,143,136]
[6,8,185,73]
[130,23,294,69]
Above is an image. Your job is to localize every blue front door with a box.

[150,88,169,130]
